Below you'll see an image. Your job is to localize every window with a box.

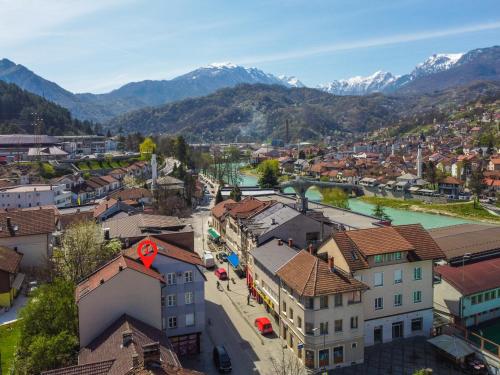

[289,308,294,321]
[161,296,165,307]
[477,294,483,303]
[394,294,403,307]
[471,295,477,305]
[319,349,329,367]
[167,316,177,329]
[184,271,194,283]
[374,272,384,287]
[394,252,402,260]
[394,269,402,284]
[348,291,361,304]
[411,318,423,332]
[334,319,343,333]
[185,292,194,305]
[352,342,357,349]
[374,255,382,263]
[375,297,383,310]
[305,322,314,335]
[304,297,314,309]
[167,294,176,307]
[297,316,302,330]
[166,273,176,285]
[333,346,344,364]
[413,291,422,303]
[386,253,393,262]
[350,316,358,329]
[334,293,343,307]
[320,295,329,309]
[282,301,287,314]
[320,322,329,335]
[414,267,422,280]
[305,350,315,369]
[186,313,195,327]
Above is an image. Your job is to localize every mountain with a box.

[106,81,500,142]
[0,60,300,122]
[318,47,499,95]
[0,81,92,135]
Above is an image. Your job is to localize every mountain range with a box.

[0,46,498,124]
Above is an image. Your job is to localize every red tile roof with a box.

[211,199,236,220]
[435,258,500,295]
[124,236,203,267]
[0,208,56,238]
[276,250,367,297]
[0,245,23,274]
[344,226,415,256]
[227,197,273,219]
[75,254,164,302]
[440,176,463,185]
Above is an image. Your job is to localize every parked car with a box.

[26,281,38,296]
[254,317,273,335]
[214,268,228,280]
[216,252,228,263]
[203,251,216,269]
[213,345,232,373]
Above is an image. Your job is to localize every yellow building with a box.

[0,246,24,307]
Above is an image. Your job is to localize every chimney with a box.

[100,279,105,284]
[142,342,161,366]
[308,243,313,254]
[122,330,133,346]
[277,239,283,246]
[104,228,110,240]
[131,352,140,368]
[328,257,335,272]
[288,238,293,247]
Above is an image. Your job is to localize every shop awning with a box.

[208,228,220,240]
[427,335,475,360]
[228,252,239,268]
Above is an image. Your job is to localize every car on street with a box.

[203,251,216,269]
[254,317,273,335]
[214,268,228,280]
[213,345,232,373]
[216,252,228,263]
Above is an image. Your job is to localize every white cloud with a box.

[237,21,500,65]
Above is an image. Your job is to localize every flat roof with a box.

[1,185,53,192]
[256,193,381,229]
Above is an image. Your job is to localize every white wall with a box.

[0,234,50,268]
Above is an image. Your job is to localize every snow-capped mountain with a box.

[318,71,397,95]
[278,75,305,87]
[318,52,464,95]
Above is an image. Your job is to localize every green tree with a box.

[229,185,242,202]
[258,160,280,188]
[54,221,122,283]
[372,203,391,221]
[139,137,156,160]
[14,279,79,374]
[469,164,486,208]
[321,188,349,209]
[298,150,306,159]
[215,189,224,204]
[175,135,189,165]
[425,161,437,188]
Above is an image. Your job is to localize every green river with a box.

[238,173,474,229]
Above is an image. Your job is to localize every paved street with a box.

[187,182,286,375]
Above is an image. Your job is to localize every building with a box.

[0,208,56,268]
[438,176,464,199]
[276,250,368,371]
[435,258,500,327]
[0,184,72,208]
[0,246,24,307]
[317,224,445,346]
[43,314,203,375]
[125,236,206,355]
[210,199,235,235]
[57,135,107,156]
[76,253,165,347]
[0,134,59,161]
[27,146,68,161]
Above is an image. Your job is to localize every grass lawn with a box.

[361,196,500,224]
[0,321,21,374]
[239,164,259,176]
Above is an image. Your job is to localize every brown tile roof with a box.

[75,254,164,302]
[99,175,119,184]
[104,214,186,239]
[59,211,94,230]
[435,258,500,295]
[210,199,235,220]
[276,250,367,297]
[344,226,414,256]
[124,236,203,267]
[41,360,115,375]
[330,231,370,271]
[94,198,119,218]
[393,224,445,261]
[0,208,56,238]
[0,245,23,274]
[227,197,273,219]
[440,176,463,185]
[110,188,152,201]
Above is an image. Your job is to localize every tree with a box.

[54,221,122,283]
[425,161,437,188]
[106,129,112,138]
[215,189,224,204]
[139,137,156,160]
[321,188,349,209]
[469,164,486,208]
[14,279,79,374]
[372,203,391,221]
[174,136,189,165]
[229,185,242,202]
[298,150,306,159]
[269,343,307,375]
[258,160,280,188]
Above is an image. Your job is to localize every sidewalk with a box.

[0,295,28,326]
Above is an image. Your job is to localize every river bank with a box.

[361,196,500,225]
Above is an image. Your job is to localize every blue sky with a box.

[1,0,499,93]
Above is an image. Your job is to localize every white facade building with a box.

[0,184,71,208]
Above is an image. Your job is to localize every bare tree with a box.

[268,344,307,375]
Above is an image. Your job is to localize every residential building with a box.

[0,208,56,268]
[125,236,206,355]
[93,197,137,222]
[317,224,445,346]
[438,176,464,199]
[276,250,368,371]
[210,199,235,235]
[0,184,71,208]
[435,258,500,327]
[0,134,59,161]
[43,314,203,375]
[0,246,24,307]
[76,253,164,347]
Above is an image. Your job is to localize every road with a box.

[186,180,286,375]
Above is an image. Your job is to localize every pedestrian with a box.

[247,293,251,305]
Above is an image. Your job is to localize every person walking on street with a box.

[247,293,251,305]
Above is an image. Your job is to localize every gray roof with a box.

[250,238,299,274]
[103,214,188,238]
[0,134,59,146]
[242,203,300,237]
